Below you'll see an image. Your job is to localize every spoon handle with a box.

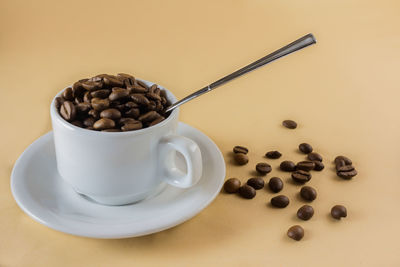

[165,33,316,113]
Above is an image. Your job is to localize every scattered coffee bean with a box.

[300,186,317,201]
[247,177,265,190]
[313,161,324,171]
[56,74,170,131]
[282,120,297,129]
[297,205,314,220]
[337,169,358,179]
[265,150,282,159]
[296,161,315,171]
[224,178,241,193]
[233,146,248,154]
[268,177,283,193]
[298,143,313,154]
[307,152,323,162]
[287,225,304,241]
[238,185,256,199]
[93,118,116,130]
[334,155,352,165]
[60,101,76,122]
[291,170,312,183]
[270,195,290,208]
[234,153,249,165]
[334,155,357,179]
[280,160,296,172]
[255,162,272,175]
[331,205,347,220]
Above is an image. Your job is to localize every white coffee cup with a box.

[50,80,202,205]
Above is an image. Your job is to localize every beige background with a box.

[1,0,400,266]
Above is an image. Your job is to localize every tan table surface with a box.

[1,0,400,266]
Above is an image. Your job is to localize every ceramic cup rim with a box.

[50,79,179,137]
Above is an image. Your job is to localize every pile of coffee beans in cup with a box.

[55,73,170,132]
[224,120,355,241]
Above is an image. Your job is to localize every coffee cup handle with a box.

[159,135,202,188]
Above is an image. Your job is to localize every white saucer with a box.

[11,122,225,239]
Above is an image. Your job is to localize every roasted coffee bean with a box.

[331,205,347,220]
[300,186,317,201]
[334,155,352,165]
[102,129,121,132]
[71,120,83,128]
[234,153,249,165]
[119,117,138,125]
[62,87,73,100]
[335,159,346,169]
[83,91,92,103]
[287,225,304,241]
[233,146,248,154]
[313,161,324,171]
[149,116,165,126]
[81,81,102,91]
[74,97,83,104]
[296,161,315,171]
[60,101,76,121]
[109,88,129,101]
[103,76,124,87]
[91,89,111,99]
[86,126,94,130]
[247,177,265,190]
[238,185,256,199]
[88,109,99,119]
[270,195,289,208]
[130,85,148,94]
[131,94,150,105]
[299,143,313,154]
[93,118,116,130]
[147,101,157,111]
[55,97,64,109]
[125,101,139,109]
[91,98,110,111]
[268,177,283,193]
[136,80,149,90]
[297,205,314,220]
[117,73,134,80]
[121,121,143,131]
[224,178,241,193]
[292,170,312,183]
[72,82,83,93]
[280,160,296,172]
[265,150,282,159]
[124,108,140,118]
[282,120,297,129]
[139,111,160,122]
[100,108,121,120]
[337,169,358,179]
[256,162,272,175]
[147,92,162,101]
[83,117,95,127]
[58,74,169,132]
[337,165,354,172]
[307,152,322,162]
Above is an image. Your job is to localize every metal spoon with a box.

[165,33,316,113]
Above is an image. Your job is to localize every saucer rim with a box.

[11,122,226,239]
